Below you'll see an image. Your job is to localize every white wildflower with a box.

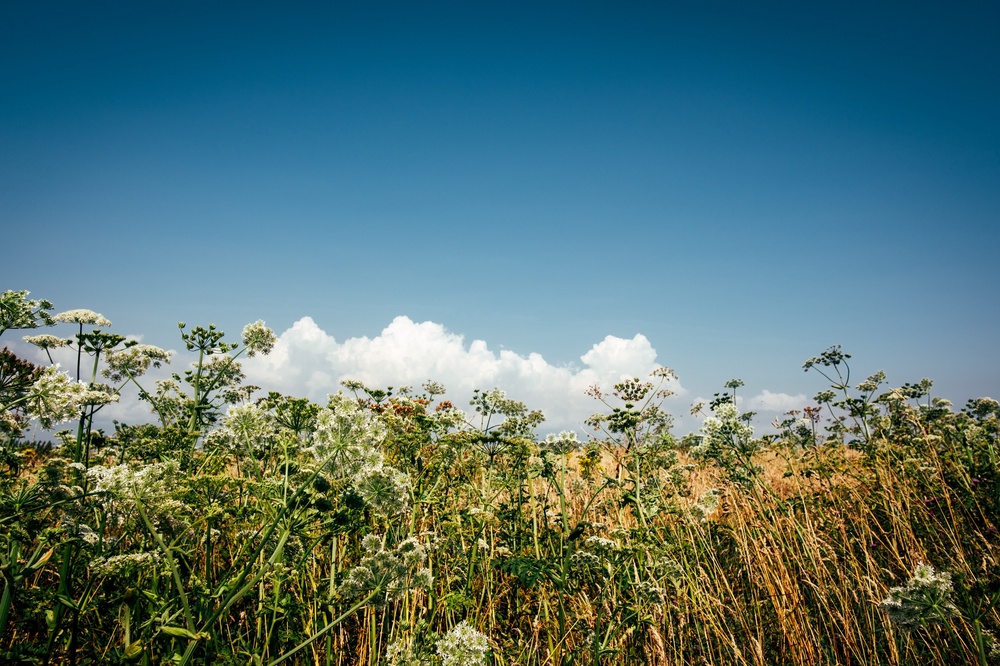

[435,621,490,666]
[54,309,111,327]
[23,334,72,349]
[584,536,619,553]
[25,365,87,428]
[241,320,276,357]
[690,488,721,521]
[714,402,739,421]
[356,465,411,516]
[309,394,387,475]
[880,562,959,630]
[541,430,581,455]
[103,344,171,382]
[90,551,161,577]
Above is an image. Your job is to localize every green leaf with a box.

[160,625,199,640]
[123,641,144,661]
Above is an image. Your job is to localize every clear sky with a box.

[3,1,998,433]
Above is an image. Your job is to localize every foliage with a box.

[2,293,999,664]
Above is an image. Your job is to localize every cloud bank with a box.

[244,316,677,433]
[8,316,811,437]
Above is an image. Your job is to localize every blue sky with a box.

[3,1,998,432]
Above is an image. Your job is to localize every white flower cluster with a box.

[241,320,277,357]
[583,536,619,553]
[23,334,72,350]
[338,536,433,607]
[86,460,181,526]
[203,403,278,453]
[691,402,754,460]
[103,344,171,383]
[355,465,412,517]
[690,488,721,522]
[90,551,161,577]
[309,393,411,515]
[541,430,582,456]
[435,620,490,666]
[880,562,959,630]
[25,366,118,428]
[311,393,388,464]
[428,404,467,433]
[54,309,111,327]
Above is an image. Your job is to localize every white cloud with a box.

[245,316,685,433]
[5,317,815,439]
[746,390,808,414]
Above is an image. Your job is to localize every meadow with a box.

[2,289,999,665]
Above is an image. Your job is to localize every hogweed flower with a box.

[90,551,161,577]
[690,488,721,522]
[80,383,120,407]
[338,536,431,607]
[25,365,88,428]
[54,309,111,328]
[423,380,446,396]
[880,562,959,630]
[541,430,582,455]
[86,460,181,526]
[103,344,171,382]
[23,334,72,350]
[215,402,277,452]
[309,394,388,473]
[241,320,277,357]
[435,621,490,666]
[1,290,56,335]
[355,465,411,516]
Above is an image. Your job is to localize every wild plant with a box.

[6,293,1000,665]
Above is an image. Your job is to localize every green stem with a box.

[265,589,382,666]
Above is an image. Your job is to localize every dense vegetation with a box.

[2,289,999,665]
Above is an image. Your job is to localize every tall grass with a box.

[1,299,998,664]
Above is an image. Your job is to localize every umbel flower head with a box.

[25,365,88,428]
[880,562,959,630]
[103,344,171,382]
[0,289,55,335]
[435,621,490,666]
[241,320,277,357]
[54,309,111,328]
[338,536,432,607]
[23,334,72,350]
[541,430,582,455]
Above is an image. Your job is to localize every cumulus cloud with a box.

[746,390,809,414]
[244,316,685,433]
[5,316,814,438]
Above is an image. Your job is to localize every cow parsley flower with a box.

[690,488,721,522]
[25,365,87,428]
[1,290,55,334]
[86,460,180,526]
[241,320,276,357]
[584,536,619,553]
[54,309,111,327]
[218,403,277,452]
[880,562,959,630]
[541,430,582,455]
[435,621,490,666]
[90,551,161,577]
[23,334,72,349]
[309,394,387,475]
[80,383,120,407]
[356,465,411,516]
[103,344,171,382]
[338,536,431,607]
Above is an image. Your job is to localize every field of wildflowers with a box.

[2,289,999,665]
